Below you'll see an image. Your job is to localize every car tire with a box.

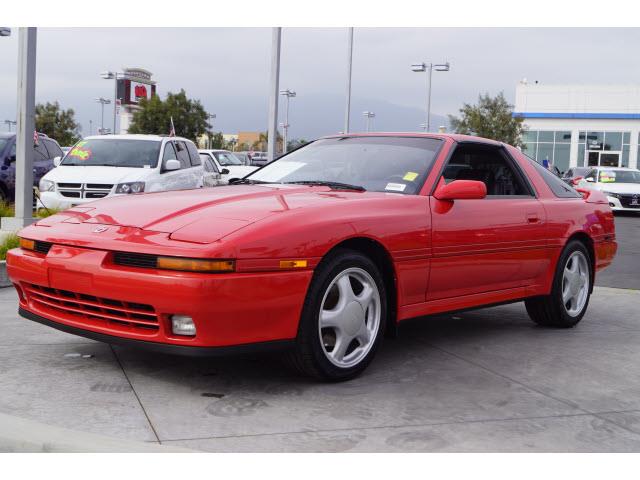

[525,240,592,328]
[286,248,387,381]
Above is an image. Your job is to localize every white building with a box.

[514,82,640,172]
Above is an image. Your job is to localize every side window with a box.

[43,139,63,158]
[527,158,582,198]
[200,154,218,172]
[162,142,178,167]
[175,141,191,169]
[443,145,531,196]
[186,142,201,166]
[34,140,48,161]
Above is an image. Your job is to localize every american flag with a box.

[169,117,176,137]
[33,130,39,145]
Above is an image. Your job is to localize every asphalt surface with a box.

[1,279,640,451]
[595,212,640,289]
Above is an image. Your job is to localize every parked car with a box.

[562,167,591,186]
[249,151,268,166]
[38,134,203,209]
[234,152,253,166]
[198,152,225,187]
[198,149,257,184]
[577,166,640,212]
[8,134,616,381]
[0,132,62,203]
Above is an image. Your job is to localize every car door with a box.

[200,154,222,186]
[185,141,204,188]
[158,141,183,192]
[172,141,194,189]
[428,142,547,301]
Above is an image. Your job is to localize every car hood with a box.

[222,165,258,177]
[39,184,379,244]
[596,183,640,194]
[43,165,153,184]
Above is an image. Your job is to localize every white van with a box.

[38,135,204,209]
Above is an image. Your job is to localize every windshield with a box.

[247,136,443,194]
[214,152,243,166]
[598,170,640,184]
[62,139,161,168]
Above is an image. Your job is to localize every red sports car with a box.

[7,134,617,380]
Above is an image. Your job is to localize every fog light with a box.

[171,315,196,336]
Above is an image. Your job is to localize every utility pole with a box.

[267,28,281,162]
[344,27,354,134]
[95,97,111,134]
[3,28,37,230]
[279,89,296,154]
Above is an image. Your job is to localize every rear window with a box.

[528,158,581,198]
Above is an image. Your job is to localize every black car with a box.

[0,132,62,202]
[561,167,592,186]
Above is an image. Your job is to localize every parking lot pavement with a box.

[1,283,640,452]
[596,213,640,289]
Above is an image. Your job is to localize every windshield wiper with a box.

[284,180,366,191]
[229,178,272,185]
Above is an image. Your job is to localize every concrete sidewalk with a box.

[1,286,640,452]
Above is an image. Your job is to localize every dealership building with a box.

[514,82,640,173]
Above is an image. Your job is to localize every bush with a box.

[0,233,19,261]
[35,207,63,219]
[0,201,14,218]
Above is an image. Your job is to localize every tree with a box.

[252,131,283,152]
[127,89,210,143]
[35,101,81,146]
[448,92,525,147]
[287,138,309,151]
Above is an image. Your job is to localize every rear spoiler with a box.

[576,187,608,204]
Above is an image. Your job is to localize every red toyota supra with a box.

[7,134,617,380]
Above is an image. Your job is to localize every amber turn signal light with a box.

[279,260,308,269]
[156,257,235,273]
[19,238,35,251]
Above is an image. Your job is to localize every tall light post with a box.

[267,28,282,161]
[279,89,296,154]
[411,61,450,132]
[363,111,375,132]
[344,27,354,134]
[100,70,122,134]
[95,97,111,134]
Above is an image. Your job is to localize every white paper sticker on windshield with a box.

[255,161,307,182]
[385,182,406,192]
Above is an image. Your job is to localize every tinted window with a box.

[62,139,161,168]
[444,145,531,196]
[528,158,582,198]
[43,139,63,158]
[186,142,201,166]
[175,141,191,169]
[34,141,48,161]
[248,136,443,195]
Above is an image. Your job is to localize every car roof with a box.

[82,134,191,142]
[319,132,504,146]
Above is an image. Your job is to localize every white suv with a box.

[38,135,204,209]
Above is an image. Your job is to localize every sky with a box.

[1,27,640,142]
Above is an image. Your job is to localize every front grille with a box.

[113,251,158,269]
[57,182,113,200]
[33,241,52,255]
[25,283,158,331]
[619,194,640,208]
[60,191,81,198]
[85,192,108,199]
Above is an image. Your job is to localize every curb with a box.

[0,412,196,452]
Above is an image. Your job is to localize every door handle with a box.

[526,213,540,223]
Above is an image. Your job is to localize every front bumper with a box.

[606,195,640,212]
[7,244,313,349]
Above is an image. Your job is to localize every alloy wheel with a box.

[562,250,590,317]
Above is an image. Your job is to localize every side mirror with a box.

[434,180,487,201]
[164,159,180,171]
[53,156,62,167]
[5,155,16,166]
[220,168,230,175]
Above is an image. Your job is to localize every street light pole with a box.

[101,71,121,135]
[3,27,37,230]
[95,97,111,134]
[267,28,282,162]
[279,89,296,154]
[411,61,450,133]
[207,113,216,148]
[344,27,354,134]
